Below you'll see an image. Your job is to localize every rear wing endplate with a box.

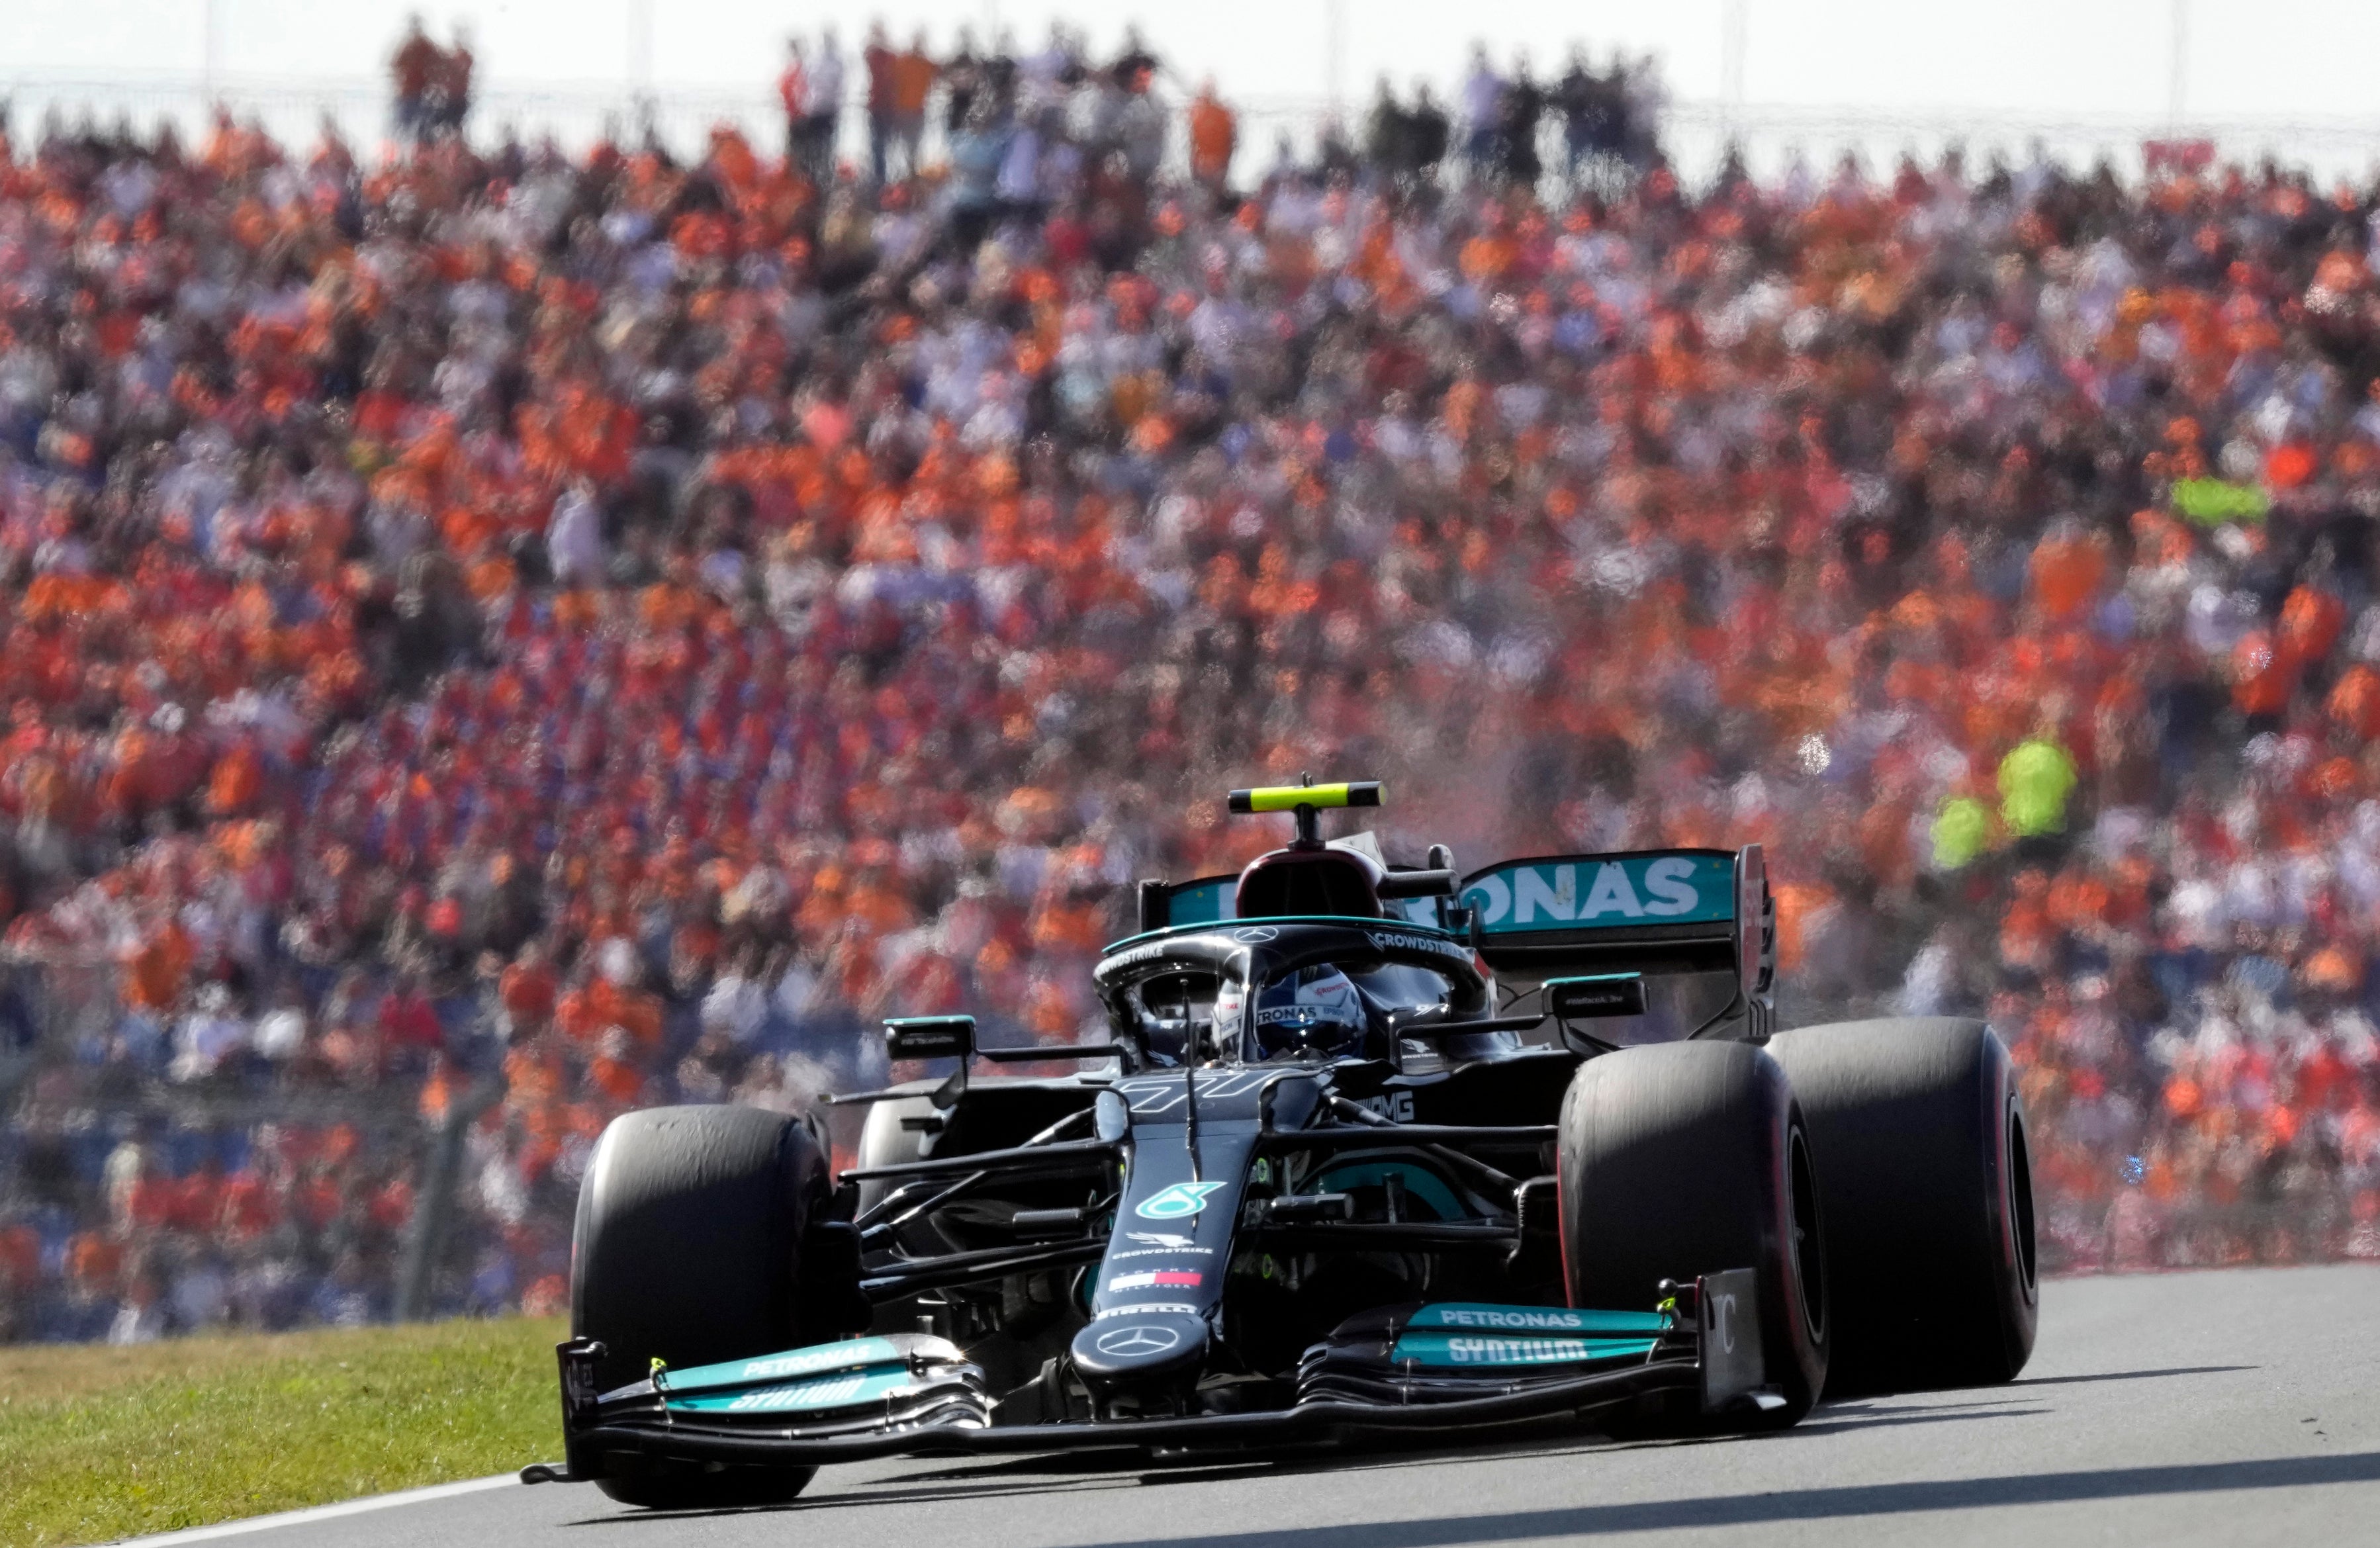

[1136,875,1238,931]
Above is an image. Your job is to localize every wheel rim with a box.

[2007,1103,2038,1298]
[1786,1122,1825,1343]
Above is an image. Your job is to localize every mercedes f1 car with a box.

[531,781,2038,1508]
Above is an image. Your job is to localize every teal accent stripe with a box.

[1311,1161,1464,1221]
[657,1336,903,1394]
[666,1366,915,1415]
[1100,915,1460,957]
[1407,1302,1670,1335]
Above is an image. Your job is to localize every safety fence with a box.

[0,949,504,1339]
[15,69,2380,186]
[2,944,2369,1344]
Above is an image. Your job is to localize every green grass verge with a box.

[0,1316,567,1548]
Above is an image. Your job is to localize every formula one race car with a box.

[531,781,2038,1508]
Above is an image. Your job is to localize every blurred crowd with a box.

[3,24,2379,1343]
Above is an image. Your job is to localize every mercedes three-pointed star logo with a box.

[1095,1324,1183,1357]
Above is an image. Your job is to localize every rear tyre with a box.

[1766,1017,2037,1394]
[1558,1041,1829,1430]
[571,1104,825,1509]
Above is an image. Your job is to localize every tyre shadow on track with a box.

[560,1404,2048,1528]
[557,1434,1700,1526]
[2007,1364,2255,1387]
[1035,1453,2380,1547]
[1790,1404,2047,1436]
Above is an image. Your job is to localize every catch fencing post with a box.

[394,1068,505,1322]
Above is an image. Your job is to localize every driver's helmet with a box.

[1247,964,1368,1061]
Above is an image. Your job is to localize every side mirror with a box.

[884,1015,976,1063]
[1376,868,1459,899]
[1259,1073,1322,1133]
[1093,1087,1130,1142]
[1136,878,1170,934]
[1545,974,1647,1019]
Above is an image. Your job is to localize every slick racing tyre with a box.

[1766,1017,2037,1394]
[1558,1040,1829,1430]
[571,1104,828,1508]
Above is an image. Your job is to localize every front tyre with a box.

[1766,1017,2037,1394]
[570,1104,826,1508]
[1558,1041,1829,1429]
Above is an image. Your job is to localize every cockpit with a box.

[1096,778,1778,1072]
[1119,955,1472,1068]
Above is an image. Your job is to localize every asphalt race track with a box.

[168,1263,2380,1548]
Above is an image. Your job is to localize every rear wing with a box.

[1459,846,1775,1034]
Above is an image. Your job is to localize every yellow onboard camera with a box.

[1226,778,1382,848]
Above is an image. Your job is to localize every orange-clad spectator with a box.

[377,978,445,1061]
[2277,583,2344,668]
[500,944,559,1031]
[2326,665,2380,741]
[1189,81,1236,193]
[2027,523,2109,622]
[589,1027,647,1103]
[64,1232,122,1295]
[891,32,937,177]
[2230,629,2294,718]
[206,741,264,815]
[1999,869,2056,973]
[220,1168,282,1241]
[121,923,195,1013]
[0,1223,39,1300]
[368,1177,416,1234]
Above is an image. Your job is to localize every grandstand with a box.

[1,27,2377,1347]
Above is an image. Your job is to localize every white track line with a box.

[107,1473,519,1545]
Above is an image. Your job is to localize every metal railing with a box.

[13,69,2380,185]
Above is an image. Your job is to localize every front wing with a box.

[533,1270,1768,1482]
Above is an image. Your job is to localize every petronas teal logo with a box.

[1135,1181,1226,1219]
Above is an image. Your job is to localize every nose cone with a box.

[1070,1310,1209,1390]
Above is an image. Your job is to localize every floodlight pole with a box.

[202,0,221,106]
[1721,0,1747,135]
[1325,0,1346,121]
[628,0,655,114]
[2166,0,2187,133]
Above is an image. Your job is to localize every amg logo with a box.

[1434,1308,1592,1330]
